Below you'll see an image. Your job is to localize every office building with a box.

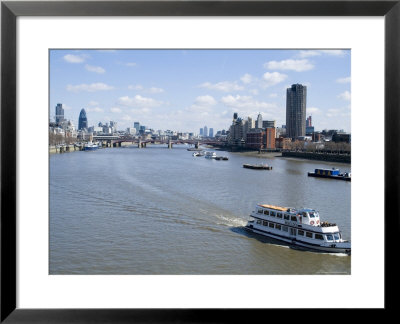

[286,84,307,139]
[78,108,88,130]
[134,122,140,132]
[203,126,208,138]
[209,128,214,138]
[263,120,276,129]
[256,113,263,129]
[55,103,64,124]
[306,115,312,127]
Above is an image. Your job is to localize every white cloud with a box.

[128,85,164,94]
[199,81,244,92]
[194,95,217,106]
[264,59,314,72]
[298,50,322,58]
[262,72,288,87]
[338,90,351,101]
[126,62,137,67]
[88,101,99,106]
[240,73,253,84]
[86,107,104,112]
[249,89,259,95]
[307,107,321,114]
[110,107,122,113]
[122,115,133,121]
[186,95,217,114]
[63,54,87,63]
[117,95,163,108]
[66,83,114,92]
[220,95,276,110]
[269,93,278,98]
[148,87,165,94]
[320,50,347,56]
[326,107,351,118]
[85,64,105,74]
[336,76,351,84]
[128,85,144,91]
[298,50,347,58]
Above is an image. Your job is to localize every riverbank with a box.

[281,151,351,164]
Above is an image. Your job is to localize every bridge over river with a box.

[92,136,220,149]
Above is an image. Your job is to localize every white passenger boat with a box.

[245,204,351,254]
[84,142,99,151]
[204,151,217,159]
[192,151,205,157]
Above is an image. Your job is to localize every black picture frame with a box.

[1,0,397,321]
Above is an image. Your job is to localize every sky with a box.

[49,49,351,133]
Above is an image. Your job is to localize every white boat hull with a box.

[245,225,351,254]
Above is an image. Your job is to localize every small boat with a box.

[215,156,229,160]
[192,151,204,157]
[308,168,351,181]
[187,147,203,151]
[243,163,272,170]
[204,151,217,159]
[245,204,351,254]
[84,142,99,151]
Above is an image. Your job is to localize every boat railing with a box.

[320,222,337,227]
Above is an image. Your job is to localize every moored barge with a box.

[245,204,351,254]
[243,163,272,170]
[308,168,351,181]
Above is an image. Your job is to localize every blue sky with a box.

[50,49,351,133]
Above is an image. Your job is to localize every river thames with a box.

[49,145,351,275]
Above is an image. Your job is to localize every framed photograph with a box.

[1,0,397,321]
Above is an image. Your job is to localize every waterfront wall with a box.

[282,151,351,163]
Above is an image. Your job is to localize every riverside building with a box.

[78,108,88,130]
[286,84,307,139]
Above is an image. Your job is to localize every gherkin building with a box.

[78,108,88,130]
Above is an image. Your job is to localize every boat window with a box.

[262,221,267,226]
[298,230,304,236]
[270,211,276,217]
[290,216,297,222]
[282,226,288,232]
[306,232,313,238]
[334,233,340,241]
[309,212,315,218]
[258,209,263,214]
[302,212,308,217]
[284,214,290,220]
[256,220,261,224]
[275,224,281,230]
[269,223,274,228]
[326,234,333,241]
[264,210,269,215]
[277,213,282,218]
[315,234,324,240]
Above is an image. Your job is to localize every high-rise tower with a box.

[286,84,307,139]
[55,103,64,124]
[256,113,263,129]
[78,108,88,130]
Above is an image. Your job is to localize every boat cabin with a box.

[314,168,340,176]
[256,204,321,226]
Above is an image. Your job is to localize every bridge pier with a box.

[168,140,173,149]
[195,141,200,149]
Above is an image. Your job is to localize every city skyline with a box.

[50,49,351,133]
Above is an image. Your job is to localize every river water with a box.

[49,145,351,275]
